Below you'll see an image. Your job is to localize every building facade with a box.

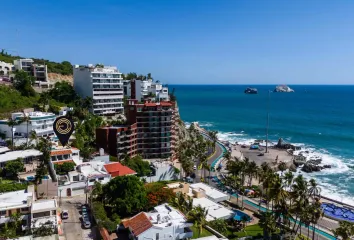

[73,64,124,115]
[96,100,178,160]
[0,61,13,76]
[13,59,49,87]
[123,79,169,102]
[0,111,56,138]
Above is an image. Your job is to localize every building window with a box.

[98,177,104,181]
[89,179,95,182]
[0,210,6,216]
[156,233,159,240]
[52,210,56,215]
[33,211,50,219]
[21,207,29,212]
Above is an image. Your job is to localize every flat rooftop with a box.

[148,204,190,228]
[0,149,42,163]
[32,199,57,211]
[193,197,234,221]
[0,190,33,210]
[190,183,229,202]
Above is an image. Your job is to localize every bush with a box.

[92,202,117,232]
[0,182,27,193]
[54,162,76,175]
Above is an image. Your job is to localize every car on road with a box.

[193,165,197,170]
[61,210,69,219]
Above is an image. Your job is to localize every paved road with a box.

[60,195,96,240]
[197,136,337,240]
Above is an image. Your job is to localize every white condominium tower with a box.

[73,64,124,116]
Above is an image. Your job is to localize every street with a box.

[60,195,96,240]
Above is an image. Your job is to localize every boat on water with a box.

[274,85,294,92]
[244,87,258,94]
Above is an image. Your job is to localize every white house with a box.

[123,78,169,102]
[0,111,56,138]
[122,203,193,240]
[50,147,81,166]
[0,189,34,225]
[190,183,230,202]
[58,160,111,197]
[192,197,234,221]
[30,199,58,230]
[73,64,124,116]
[0,61,13,76]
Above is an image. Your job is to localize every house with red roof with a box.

[122,204,193,240]
[103,162,136,177]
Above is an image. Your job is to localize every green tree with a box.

[48,81,78,104]
[258,211,277,240]
[55,162,75,175]
[13,70,36,97]
[207,130,218,151]
[39,91,50,112]
[121,155,151,176]
[188,206,208,237]
[333,221,354,240]
[4,158,24,179]
[208,219,227,235]
[102,175,147,216]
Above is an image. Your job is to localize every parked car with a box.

[83,219,91,229]
[61,210,69,219]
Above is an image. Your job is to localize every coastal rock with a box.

[307,159,322,165]
[274,85,294,93]
[289,164,297,172]
[301,163,322,173]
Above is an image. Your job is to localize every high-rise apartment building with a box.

[73,64,124,116]
[96,100,178,160]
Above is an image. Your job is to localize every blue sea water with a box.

[172,85,354,205]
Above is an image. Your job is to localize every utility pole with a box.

[265,90,271,153]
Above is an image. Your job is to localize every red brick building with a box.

[96,100,178,160]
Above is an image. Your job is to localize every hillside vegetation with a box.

[0,50,73,75]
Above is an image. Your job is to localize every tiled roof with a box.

[122,212,152,236]
[52,160,74,165]
[104,162,136,177]
[50,149,72,156]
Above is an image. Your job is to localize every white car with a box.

[61,210,69,219]
[193,165,197,170]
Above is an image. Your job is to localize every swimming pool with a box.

[322,202,354,222]
[233,209,251,221]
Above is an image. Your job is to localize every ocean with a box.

[172,85,354,205]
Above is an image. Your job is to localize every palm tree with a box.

[278,161,287,176]
[307,179,321,200]
[39,91,50,112]
[333,221,354,240]
[188,206,208,237]
[310,199,323,240]
[223,151,231,162]
[246,161,258,186]
[7,119,21,148]
[29,130,38,146]
[21,111,30,147]
[259,211,277,240]
[207,130,218,151]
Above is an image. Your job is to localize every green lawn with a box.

[229,224,263,238]
[190,225,213,239]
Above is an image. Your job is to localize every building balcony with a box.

[93,95,124,100]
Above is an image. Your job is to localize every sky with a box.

[1,0,354,84]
